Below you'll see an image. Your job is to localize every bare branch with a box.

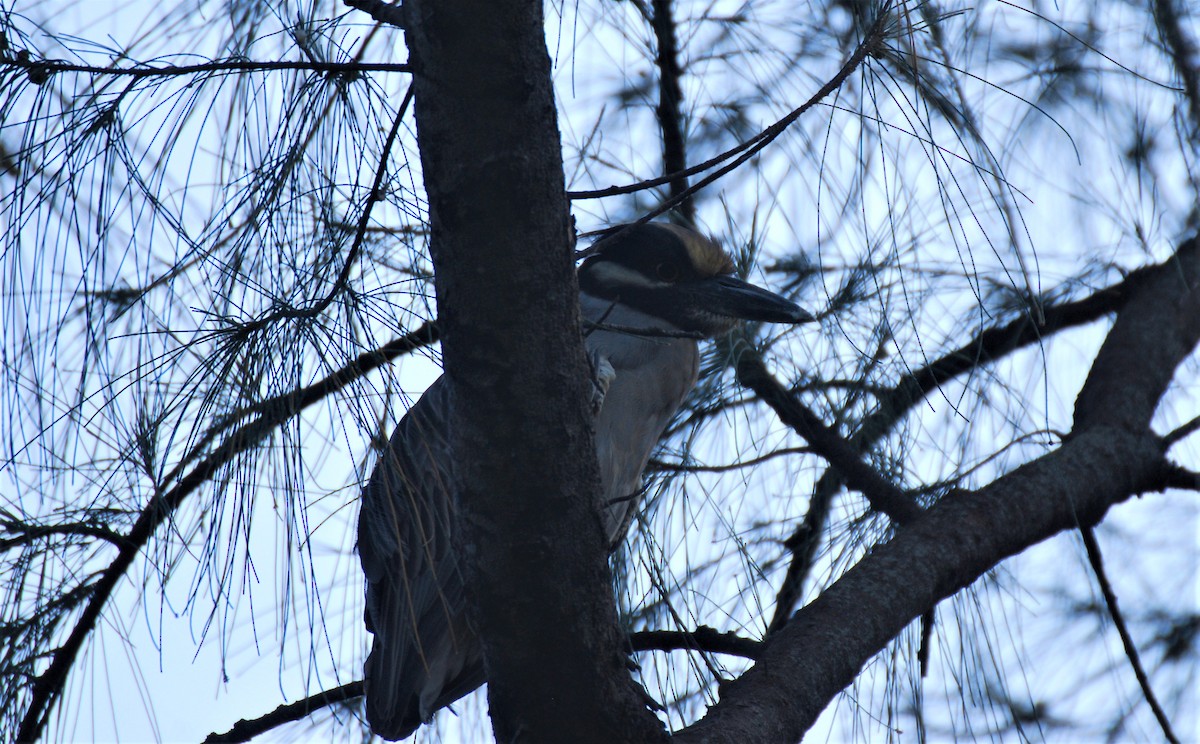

[649,0,693,223]
[677,428,1180,742]
[1162,463,1200,491]
[566,8,890,207]
[200,624,763,743]
[15,324,437,742]
[1073,235,1200,432]
[0,53,409,82]
[0,520,127,551]
[203,682,364,744]
[1151,0,1200,140]
[677,233,1200,743]
[1164,414,1200,447]
[630,627,761,660]
[647,447,812,474]
[343,0,406,29]
[735,347,923,524]
[1080,527,1180,744]
[766,265,1144,632]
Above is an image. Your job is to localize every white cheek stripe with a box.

[589,261,669,290]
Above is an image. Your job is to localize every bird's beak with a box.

[698,275,815,324]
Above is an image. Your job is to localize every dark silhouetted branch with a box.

[1080,527,1180,744]
[203,682,364,743]
[1,54,408,83]
[631,627,761,660]
[736,350,923,524]
[767,265,1142,632]
[675,234,1200,743]
[649,0,693,223]
[16,324,437,743]
[344,0,406,28]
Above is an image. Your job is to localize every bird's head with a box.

[578,222,814,337]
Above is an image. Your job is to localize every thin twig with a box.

[648,446,812,474]
[1080,527,1180,744]
[566,8,889,207]
[1163,414,1200,447]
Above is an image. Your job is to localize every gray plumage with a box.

[358,223,812,740]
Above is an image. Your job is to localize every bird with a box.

[357,222,814,740]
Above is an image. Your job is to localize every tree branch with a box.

[766,264,1145,632]
[199,625,764,743]
[630,627,761,660]
[15,325,437,743]
[1080,527,1180,744]
[647,447,812,474]
[677,234,1200,742]
[676,429,1178,742]
[649,0,694,223]
[1164,414,1200,447]
[203,682,364,744]
[1151,0,1200,143]
[0,54,409,83]
[343,0,406,29]
[735,348,923,523]
[566,7,889,208]
[1073,235,1200,432]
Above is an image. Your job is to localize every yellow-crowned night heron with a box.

[358,223,813,740]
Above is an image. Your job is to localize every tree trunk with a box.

[401,1,667,741]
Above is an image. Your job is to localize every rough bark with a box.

[675,236,1199,742]
[401,1,665,741]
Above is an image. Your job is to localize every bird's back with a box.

[358,377,483,740]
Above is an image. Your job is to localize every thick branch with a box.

[1073,236,1200,431]
[677,426,1176,742]
[735,349,923,523]
[767,263,1146,631]
[678,235,1200,742]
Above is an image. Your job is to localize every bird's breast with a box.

[586,331,699,542]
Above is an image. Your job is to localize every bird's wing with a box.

[358,376,483,740]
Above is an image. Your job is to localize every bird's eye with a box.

[655,262,680,282]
